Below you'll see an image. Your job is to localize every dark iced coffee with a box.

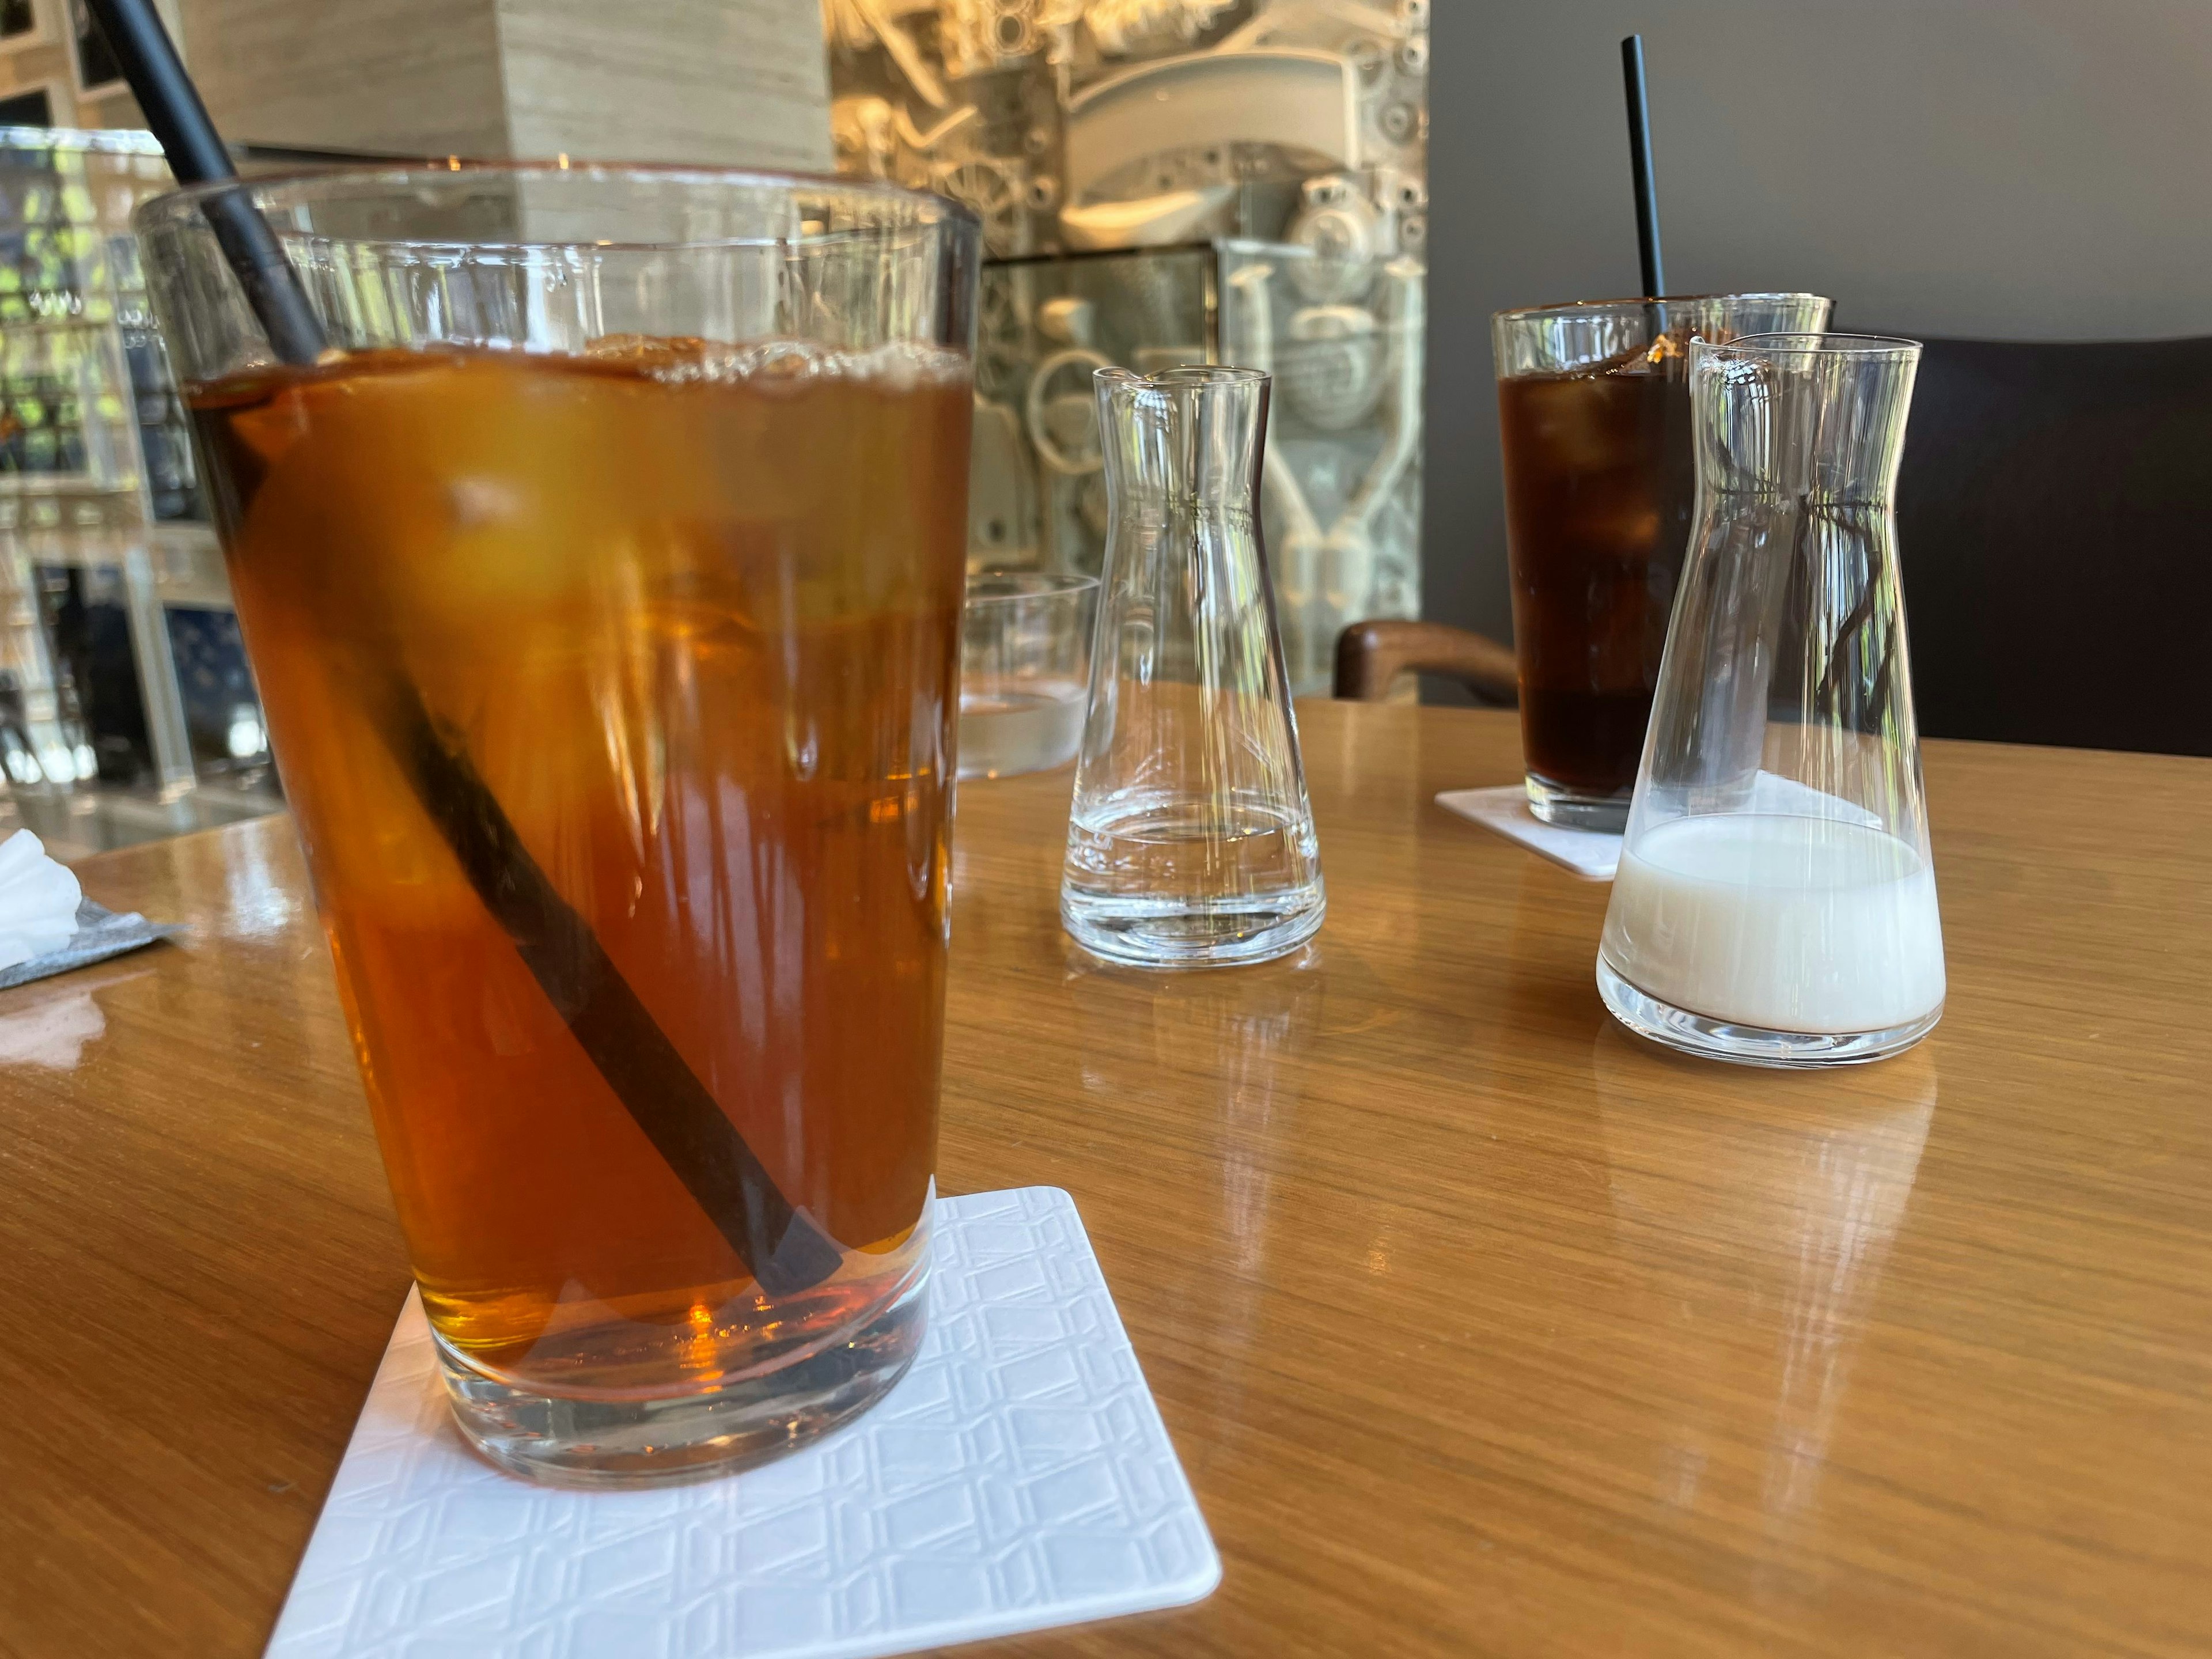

[1491,295,1831,829]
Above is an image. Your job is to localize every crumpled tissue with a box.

[0,828,82,971]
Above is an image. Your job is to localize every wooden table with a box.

[2,703,2206,1658]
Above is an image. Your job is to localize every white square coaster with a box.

[267,1187,1219,1659]
[1435,786,1620,879]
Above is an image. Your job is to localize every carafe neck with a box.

[1096,366,1267,517]
[1692,335,1919,505]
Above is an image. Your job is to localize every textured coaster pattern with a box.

[1435,786,1619,878]
[266,1187,1218,1659]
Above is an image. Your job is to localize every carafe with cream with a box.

[1599,332,1945,1066]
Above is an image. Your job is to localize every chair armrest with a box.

[1333,620,1519,704]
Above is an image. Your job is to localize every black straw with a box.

[1620,34,1666,300]
[86,0,839,1294]
[378,676,842,1294]
[84,0,325,365]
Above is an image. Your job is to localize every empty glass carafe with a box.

[1061,366,1324,968]
[1599,334,1944,1066]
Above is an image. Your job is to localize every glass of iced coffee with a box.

[1491,293,1831,830]
[135,165,978,1485]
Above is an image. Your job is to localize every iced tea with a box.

[191,342,969,1399]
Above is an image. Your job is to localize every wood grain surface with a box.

[0,703,2205,1657]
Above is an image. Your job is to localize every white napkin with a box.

[1434,787,1621,878]
[0,829,81,970]
[1437,774,1888,882]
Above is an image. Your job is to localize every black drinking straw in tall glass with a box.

[1621,33,1666,300]
[106,0,982,1486]
[86,0,839,1307]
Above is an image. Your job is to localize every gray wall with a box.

[1423,0,2212,650]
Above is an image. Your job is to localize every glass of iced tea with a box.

[1491,293,1831,830]
[134,166,978,1485]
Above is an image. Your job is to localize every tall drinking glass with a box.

[1599,334,1944,1067]
[1492,293,1832,830]
[136,165,978,1484]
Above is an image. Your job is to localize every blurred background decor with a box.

[827,0,1429,694]
[1,1,2199,779]
[0,123,275,858]
[1424,3,2212,751]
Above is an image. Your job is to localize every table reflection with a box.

[1059,946,1331,1427]
[0,981,107,1068]
[1590,1026,1936,1526]
[219,821,305,939]
[1063,946,1327,1272]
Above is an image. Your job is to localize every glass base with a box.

[1597,954,1941,1069]
[433,1264,928,1489]
[1526,774,1631,834]
[1062,884,1325,968]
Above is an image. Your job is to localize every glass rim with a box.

[1701,331,1923,361]
[1492,291,1829,323]
[1096,365,1268,389]
[132,159,981,252]
[965,571,1100,605]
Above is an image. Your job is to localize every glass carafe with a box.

[1599,334,1944,1066]
[1061,366,1324,967]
